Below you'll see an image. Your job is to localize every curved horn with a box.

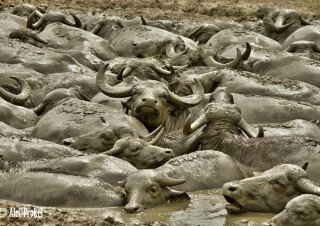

[91,23,102,34]
[33,103,46,115]
[27,10,44,30]
[166,44,189,58]
[237,117,262,138]
[102,146,123,155]
[299,16,312,25]
[32,33,48,44]
[167,79,204,108]
[96,64,133,98]
[153,65,173,76]
[156,171,186,186]
[183,114,208,135]
[296,177,320,195]
[274,15,294,32]
[140,15,147,25]
[118,179,127,187]
[36,6,46,14]
[144,125,163,140]
[62,12,81,28]
[121,66,134,79]
[241,42,251,61]
[312,45,320,53]
[186,25,204,40]
[201,48,243,69]
[149,127,165,145]
[0,77,30,105]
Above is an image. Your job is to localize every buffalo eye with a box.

[149,185,159,196]
[271,178,287,187]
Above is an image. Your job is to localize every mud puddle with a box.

[80,189,275,226]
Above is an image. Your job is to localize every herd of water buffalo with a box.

[1,2,320,225]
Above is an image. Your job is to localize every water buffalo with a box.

[262,194,320,226]
[119,150,253,213]
[27,9,81,31]
[36,22,118,70]
[96,63,204,131]
[283,25,320,48]
[24,154,137,186]
[261,8,311,43]
[222,164,320,214]
[0,77,39,129]
[0,37,91,75]
[90,18,197,58]
[0,121,81,163]
[183,88,320,181]
[170,66,320,105]
[31,98,149,144]
[0,172,124,207]
[11,3,46,17]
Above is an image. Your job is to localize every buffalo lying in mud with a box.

[222,164,320,214]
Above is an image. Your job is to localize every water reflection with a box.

[81,188,275,226]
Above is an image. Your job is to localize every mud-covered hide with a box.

[91,19,197,58]
[262,9,310,43]
[187,101,320,180]
[233,93,320,124]
[0,37,92,75]
[242,49,320,88]
[119,150,252,213]
[178,19,245,44]
[222,164,320,214]
[157,129,202,156]
[0,123,81,163]
[252,119,320,139]
[101,135,174,169]
[11,3,44,17]
[0,98,39,129]
[0,172,124,207]
[206,28,283,56]
[171,66,320,105]
[31,98,149,144]
[0,66,98,108]
[156,150,253,192]
[187,93,320,127]
[263,194,320,226]
[0,13,27,37]
[23,154,138,186]
[283,25,320,48]
[38,22,118,70]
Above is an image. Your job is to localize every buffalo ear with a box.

[301,162,309,171]
[166,188,190,203]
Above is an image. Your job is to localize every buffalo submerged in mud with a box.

[0,1,320,225]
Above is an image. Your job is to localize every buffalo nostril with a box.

[229,186,238,192]
[125,206,140,213]
[142,98,146,102]
[165,149,173,154]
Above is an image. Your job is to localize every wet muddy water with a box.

[81,189,275,226]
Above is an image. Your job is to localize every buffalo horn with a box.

[62,12,82,28]
[183,114,208,135]
[201,48,243,69]
[148,127,165,145]
[156,171,186,186]
[0,77,30,105]
[296,177,320,195]
[96,64,133,98]
[27,10,44,30]
[167,78,204,108]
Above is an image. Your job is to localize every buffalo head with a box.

[96,63,204,131]
[222,164,320,214]
[119,169,189,213]
[101,127,174,169]
[0,76,30,105]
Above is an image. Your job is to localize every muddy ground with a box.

[0,0,319,225]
